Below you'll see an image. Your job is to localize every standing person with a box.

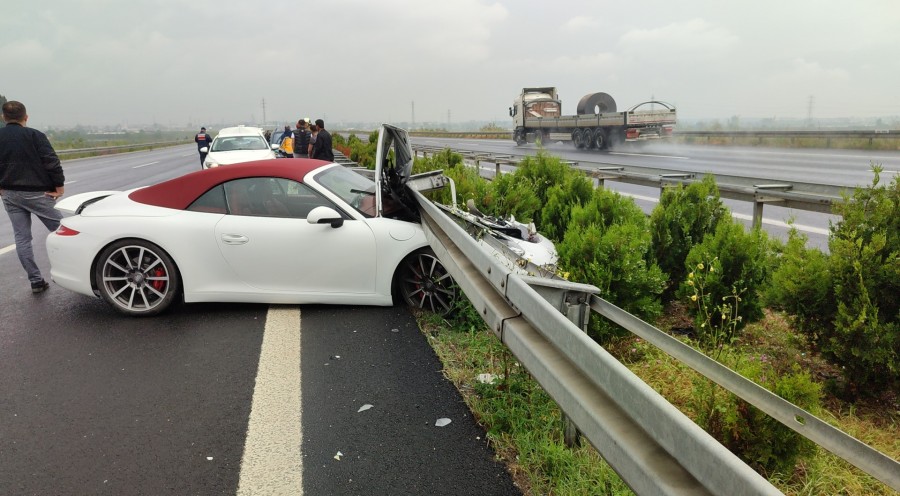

[0,101,65,293]
[311,119,334,161]
[307,123,318,158]
[194,126,212,166]
[292,119,310,158]
[278,125,294,157]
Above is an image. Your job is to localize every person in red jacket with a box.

[0,101,65,293]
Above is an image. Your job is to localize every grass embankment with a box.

[414,306,899,496]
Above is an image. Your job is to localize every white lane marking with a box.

[731,213,830,235]
[64,180,78,185]
[238,306,303,495]
[619,192,829,235]
[0,244,15,256]
[132,161,160,169]
[609,151,689,160]
[883,170,899,175]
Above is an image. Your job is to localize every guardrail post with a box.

[524,279,595,447]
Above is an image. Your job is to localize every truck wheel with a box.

[593,128,608,150]
[572,129,585,149]
[585,129,596,149]
[515,129,526,146]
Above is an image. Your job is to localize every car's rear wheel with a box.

[94,239,180,317]
[398,249,458,315]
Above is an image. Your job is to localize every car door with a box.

[213,177,377,294]
[374,124,414,217]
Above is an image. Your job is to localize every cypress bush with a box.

[649,176,728,301]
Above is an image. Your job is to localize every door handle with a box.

[221,234,249,245]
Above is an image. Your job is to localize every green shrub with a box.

[766,166,899,392]
[679,218,770,342]
[505,150,583,225]
[825,170,900,389]
[693,358,821,477]
[557,188,666,342]
[764,228,834,345]
[649,176,728,300]
[489,171,542,222]
[540,176,594,242]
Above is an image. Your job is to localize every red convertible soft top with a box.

[128,158,331,210]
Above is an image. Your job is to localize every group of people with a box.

[196,118,334,164]
[279,118,334,162]
[0,100,66,294]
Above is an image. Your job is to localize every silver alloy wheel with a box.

[399,250,457,315]
[96,240,179,316]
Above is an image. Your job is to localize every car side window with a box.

[187,185,228,214]
[221,177,340,219]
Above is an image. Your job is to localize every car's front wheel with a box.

[397,249,458,315]
[94,239,180,317]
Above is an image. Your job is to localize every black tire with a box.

[592,128,608,150]
[397,248,458,315]
[514,129,526,146]
[572,129,586,149]
[94,239,180,317]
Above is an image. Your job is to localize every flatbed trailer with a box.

[510,87,677,149]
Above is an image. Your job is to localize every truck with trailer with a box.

[509,87,677,150]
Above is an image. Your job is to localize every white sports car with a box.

[48,125,457,316]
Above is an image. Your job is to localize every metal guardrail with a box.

[56,141,189,158]
[412,144,846,227]
[412,188,900,494]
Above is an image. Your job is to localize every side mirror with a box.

[307,206,344,228]
[200,146,209,153]
[270,143,280,150]
[509,107,513,117]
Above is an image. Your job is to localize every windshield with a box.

[211,135,269,152]
[315,166,377,217]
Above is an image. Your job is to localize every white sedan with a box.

[48,126,457,316]
[201,125,277,169]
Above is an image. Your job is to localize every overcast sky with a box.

[2,0,898,129]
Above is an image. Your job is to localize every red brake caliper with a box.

[151,267,166,291]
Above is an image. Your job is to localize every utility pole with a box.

[411,101,415,130]
[261,98,267,127]
[807,95,814,128]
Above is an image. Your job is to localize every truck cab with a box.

[510,87,561,130]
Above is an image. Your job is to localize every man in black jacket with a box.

[311,119,334,161]
[195,126,213,166]
[293,119,311,158]
[0,101,65,293]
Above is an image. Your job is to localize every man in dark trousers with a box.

[195,126,213,166]
[293,119,311,158]
[0,101,65,293]
[311,119,334,161]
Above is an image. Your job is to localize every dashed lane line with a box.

[237,306,303,495]
[132,161,160,169]
[0,244,15,256]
